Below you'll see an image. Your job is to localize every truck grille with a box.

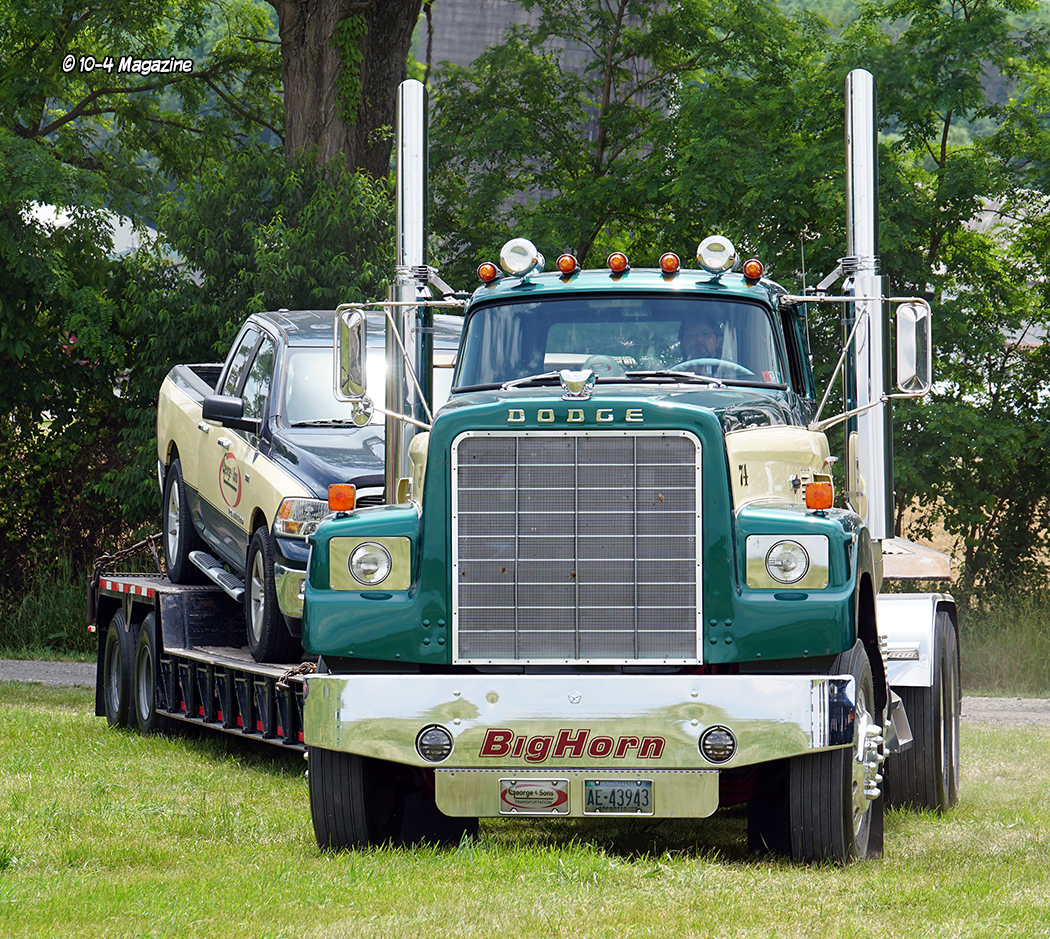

[452,431,701,664]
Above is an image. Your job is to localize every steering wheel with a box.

[672,358,755,379]
[583,354,626,377]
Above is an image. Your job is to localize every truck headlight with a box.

[765,540,810,584]
[274,497,332,538]
[348,542,393,586]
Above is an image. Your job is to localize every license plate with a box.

[499,778,569,814]
[584,779,653,815]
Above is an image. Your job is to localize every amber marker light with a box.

[556,253,579,275]
[805,481,834,511]
[477,261,500,283]
[743,257,764,281]
[607,252,629,273]
[660,252,681,274]
[328,483,356,513]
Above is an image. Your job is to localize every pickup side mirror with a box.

[895,299,932,395]
[202,394,260,433]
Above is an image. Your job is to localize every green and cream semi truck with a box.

[300,72,960,863]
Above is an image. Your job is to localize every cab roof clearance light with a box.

[556,253,580,276]
[477,261,501,283]
[742,257,764,281]
[696,235,738,274]
[607,252,630,274]
[660,252,681,274]
[500,238,545,277]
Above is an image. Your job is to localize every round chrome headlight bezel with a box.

[348,541,393,586]
[416,724,454,763]
[764,539,811,585]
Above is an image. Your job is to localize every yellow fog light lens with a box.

[348,542,392,586]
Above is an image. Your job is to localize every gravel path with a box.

[2,659,1049,725]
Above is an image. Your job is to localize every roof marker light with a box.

[660,252,681,274]
[696,235,738,274]
[743,257,764,281]
[607,252,629,274]
[556,253,579,276]
[477,261,501,283]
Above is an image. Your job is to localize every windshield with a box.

[454,296,784,387]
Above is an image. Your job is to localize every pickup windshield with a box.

[453,295,784,388]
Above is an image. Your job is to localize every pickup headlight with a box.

[274,497,332,538]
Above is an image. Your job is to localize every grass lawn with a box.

[2,682,1049,939]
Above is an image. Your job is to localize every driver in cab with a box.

[674,314,727,376]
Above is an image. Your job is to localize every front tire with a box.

[246,526,301,663]
[102,609,135,728]
[309,747,405,850]
[163,459,204,584]
[788,640,882,863]
[885,612,960,812]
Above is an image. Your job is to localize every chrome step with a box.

[189,551,245,603]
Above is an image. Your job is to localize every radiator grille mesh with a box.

[453,432,700,663]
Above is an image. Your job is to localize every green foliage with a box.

[333,13,369,122]
[0,557,94,658]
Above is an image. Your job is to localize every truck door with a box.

[197,328,275,570]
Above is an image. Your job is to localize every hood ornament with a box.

[560,369,597,400]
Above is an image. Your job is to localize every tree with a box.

[267,0,424,177]
[428,0,801,285]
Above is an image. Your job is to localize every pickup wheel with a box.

[246,526,302,663]
[134,613,170,735]
[163,459,204,584]
[102,609,135,728]
[788,640,883,863]
[884,613,960,812]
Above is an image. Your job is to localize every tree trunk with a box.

[269,0,423,178]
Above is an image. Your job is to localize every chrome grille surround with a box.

[451,430,702,665]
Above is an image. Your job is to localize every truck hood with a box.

[441,383,803,434]
[266,426,385,497]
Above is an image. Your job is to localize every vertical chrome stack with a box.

[845,68,893,541]
[386,79,433,502]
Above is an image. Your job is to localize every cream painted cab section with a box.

[724,426,831,509]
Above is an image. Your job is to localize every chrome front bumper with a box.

[305,672,855,769]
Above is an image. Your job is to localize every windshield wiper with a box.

[500,371,562,390]
[290,419,361,427]
[623,370,725,387]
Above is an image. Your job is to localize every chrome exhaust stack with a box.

[386,79,433,503]
[844,68,893,542]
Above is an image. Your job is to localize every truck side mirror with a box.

[201,394,260,433]
[336,309,367,399]
[895,300,932,395]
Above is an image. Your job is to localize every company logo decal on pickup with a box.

[220,452,242,508]
[480,728,665,763]
[507,408,644,424]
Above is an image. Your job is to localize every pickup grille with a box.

[452,431,701,664]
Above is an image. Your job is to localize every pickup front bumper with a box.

[304,672,857,817]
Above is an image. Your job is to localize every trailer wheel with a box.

[246,526,302,663]
[134,613,169,735]
[102,609,135,728]
[163,459,204,584]
[788,640,882,863]
[309,747,405,850]
[885,613,960,812]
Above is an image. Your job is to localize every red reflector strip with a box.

[98,579,156,599]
